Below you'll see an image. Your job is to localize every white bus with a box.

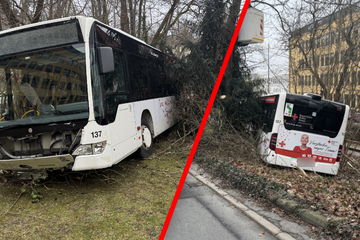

[258,92,349,175]
[0,16,175,178]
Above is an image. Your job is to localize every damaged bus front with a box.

[0,16,175,179]
[0,18,89,179]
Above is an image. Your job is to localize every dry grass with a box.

[0,130,190,240]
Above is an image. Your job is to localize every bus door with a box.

[103,49,137,159]
[259,95,279,156]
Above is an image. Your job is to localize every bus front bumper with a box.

[0,154,74,170]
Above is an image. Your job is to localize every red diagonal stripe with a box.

[158,1,251,239]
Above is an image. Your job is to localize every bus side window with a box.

[128,55,151,101]
[148,61,166,98]
[261,98,278,133]
[103,50,128,123]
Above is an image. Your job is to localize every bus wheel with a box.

[139,120,153,158]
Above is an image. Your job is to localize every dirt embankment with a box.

[195,130,360,240]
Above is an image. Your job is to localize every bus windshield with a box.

[0,43,89,129]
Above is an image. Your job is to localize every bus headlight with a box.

[93,141,106,154]
[72,141,107,156]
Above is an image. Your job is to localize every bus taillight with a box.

[270,133,278,151]
[336,145,343,162]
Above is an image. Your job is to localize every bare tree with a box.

[275,0,360,107]
[120,0,130,32]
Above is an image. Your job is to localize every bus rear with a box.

[259,92,349,175]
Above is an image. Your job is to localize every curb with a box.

[189,169,296,240]
[192,158,347,232]
[273,198,343,229]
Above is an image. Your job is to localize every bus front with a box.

[0,18,91,178]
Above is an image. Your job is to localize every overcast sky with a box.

[244,1,289,81]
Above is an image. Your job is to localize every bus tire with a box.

[138,119,153,158]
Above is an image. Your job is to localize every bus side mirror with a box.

[98,47,114,74]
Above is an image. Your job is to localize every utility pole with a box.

[268,42,270,94]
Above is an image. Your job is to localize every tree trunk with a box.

[31,0,45,23]
[0,11,2,31]
[151,0,179,47]
[102,0,108,24]
[128,0,136,35]
[137,0,143,38]
[142,0,147,42]
[49,0,53,19]
[215,0,242,94]
[0,0,20,28]
[120,0,130,32]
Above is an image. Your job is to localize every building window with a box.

[310,39,315,49]
[352,71,357,86]
[309,57,312,67]
[325,54,329,65]
[330,53,334,64]
[331,31,335,44]
[312,75,315,86]
[321,35,325,46]
[317,38,321,48]
[342,29,346,41]
[321,55,325,66]
[334,73,338,85]
[324,74,329,85]
[354,26,358,39]
[326,33,330,45]
[316,56,320,67]
[341,51,345,63]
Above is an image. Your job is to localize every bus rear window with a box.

[283,94,345,138]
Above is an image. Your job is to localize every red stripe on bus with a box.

[265,96,276,103]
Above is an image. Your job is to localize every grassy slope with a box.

[0,131,189,240]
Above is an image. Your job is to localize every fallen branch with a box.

[343,154,360,174]
[153,127,197,157]
[291,164,311,179]
[0,192,23,218]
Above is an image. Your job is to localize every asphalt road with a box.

[165,164,315,240]
[165,173,276,240]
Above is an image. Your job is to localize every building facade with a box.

[289,4,360,108]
